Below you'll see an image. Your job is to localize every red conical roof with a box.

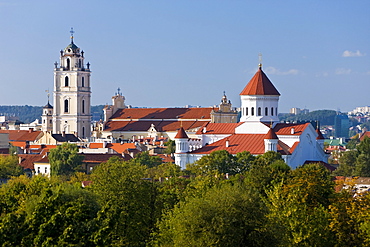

[265,128,278,140]
[240,67,280,96]
[175,127,188,139]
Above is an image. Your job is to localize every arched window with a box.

[82,100,85,114]
[258,107,261,116]
[66,58,70,70]
[65,76,69,87]
[251,107,254,116]
[246,107,248,116]
[271,107,274,116]
[64,99,69,113]
[79,60,82,68]
[82,126,85,138]
[81,77,85,87]
[265,107,268,116]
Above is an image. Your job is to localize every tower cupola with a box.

[240,63,280,124]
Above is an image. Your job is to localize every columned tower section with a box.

[53,30,92,138]
[240,64,280,124]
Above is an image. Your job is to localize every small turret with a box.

[264,128,278,152]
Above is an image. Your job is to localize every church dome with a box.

[64,42,79,54]
[43,101,53,109]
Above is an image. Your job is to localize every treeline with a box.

[0,105,105,123]
[1,147,370,246]
[279,109,337,126]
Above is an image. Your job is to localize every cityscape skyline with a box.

[0,1,369,113]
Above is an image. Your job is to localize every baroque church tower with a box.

[52,29,92,138]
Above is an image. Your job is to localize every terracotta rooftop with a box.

[106,143,137,154]
[175,127,188,139]
[196,122,240,135]
[18,154,44,170]
[273,123,311,136]
[190,134,290,155]
[0,129,42,142]
[110,107,214,120]
[265,128,278,139]
[240,67,280,96]
[104,120,208,132]
[360,132,370,141]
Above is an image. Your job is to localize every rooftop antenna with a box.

[70,27,75,44]
[258,53,263,68]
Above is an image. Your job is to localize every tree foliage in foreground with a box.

[3,150,370,246]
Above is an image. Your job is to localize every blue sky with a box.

[0,0,369,113]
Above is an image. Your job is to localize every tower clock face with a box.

[68,49,71,52]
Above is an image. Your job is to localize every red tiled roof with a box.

[265,128,278,139]
[0,130,42,142]
[240,67,280,96]
[89,143,105,149]
[289,142,300,153]
[190,134,266,155]
[156,154,175,163]
[175,127,188,139]
[273,123,310,136]
[360,132,370,141]
[104,120,208,132]
[18,154,44,170]
[110,107,214,120]
[10,141,27,149]
[106,143,136,154]
[190,134,292,156]
[195,122,240,135]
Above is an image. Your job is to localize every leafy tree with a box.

[90,157,154,246]
[130,151,162,168]
[154,182,274,247]
[49,143,84,177]
[335,150,358,176]
[265,164,335,246]
[187,150,253,176]
[0,175,99,246]
[163,140,175,155]
[0,155,23,179]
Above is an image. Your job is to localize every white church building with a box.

[174,64,328,169]
[41,30,92,139]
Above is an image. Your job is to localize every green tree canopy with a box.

[49,143,84,177]
[0,155,23,179]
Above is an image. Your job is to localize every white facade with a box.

[53,35,92,138]
[240,95,279,123]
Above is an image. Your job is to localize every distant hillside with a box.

[279,110,337,126]
[0,105,105,123]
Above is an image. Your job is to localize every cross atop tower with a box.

[70,27,75,44]
[258,53,263,68]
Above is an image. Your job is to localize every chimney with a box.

[225,139,229,147]
[291,128,295,134]
[203,127,207,133]
[62,131,66,137]
[29,128,33,133]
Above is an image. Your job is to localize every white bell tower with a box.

[52,28,92,138]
